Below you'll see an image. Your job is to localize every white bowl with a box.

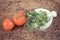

[35,8,57,30]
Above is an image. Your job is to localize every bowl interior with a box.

[35,8,53,30]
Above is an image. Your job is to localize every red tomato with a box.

[2,18,14,31]
[13,11,27,26]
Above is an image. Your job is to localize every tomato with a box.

[13,11,27,26]
[2,18,14,31]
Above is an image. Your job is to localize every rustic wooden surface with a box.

[0,0,60,40]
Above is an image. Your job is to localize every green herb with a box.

[25,9,48,30]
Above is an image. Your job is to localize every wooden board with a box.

[0,0,60,40]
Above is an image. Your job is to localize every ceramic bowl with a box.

[35,8,57,30]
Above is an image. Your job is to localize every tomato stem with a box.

[17,16,21,19]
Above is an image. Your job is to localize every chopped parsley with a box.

[25,9,48,30]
